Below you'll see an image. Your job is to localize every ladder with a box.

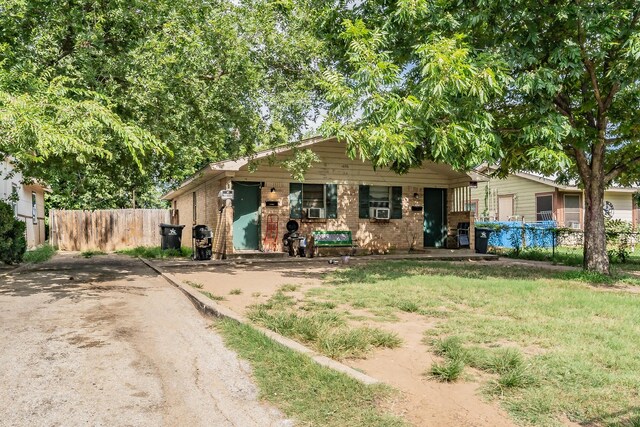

[263,214,279,252]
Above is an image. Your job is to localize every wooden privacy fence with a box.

[50,209,171,251]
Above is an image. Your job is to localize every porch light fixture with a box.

[413,192,420,199]
[270,187,276,193]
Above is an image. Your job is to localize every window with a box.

[192,192,197,223]
[302,184,324,209]
[564,194,581,228]
[359,185,402,219]
[536,194,553,222]
[466,201,478,214]
[289,183,337,219]
[31,192,37,224]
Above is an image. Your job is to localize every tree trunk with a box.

[582,179,609,274]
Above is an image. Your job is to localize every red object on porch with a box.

[263,214,279,252]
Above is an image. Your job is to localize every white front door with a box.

[498,196,514,221]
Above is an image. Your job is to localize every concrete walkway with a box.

[0,254,289,427]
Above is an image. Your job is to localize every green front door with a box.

[424,188,447,248]
[232,182,261,250]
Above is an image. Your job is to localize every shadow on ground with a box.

[0,254,158,300]
[163,261,334,281]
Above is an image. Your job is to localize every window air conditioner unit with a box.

[569,221,581,229]
[373,208,391,220]
[307,208,324,219]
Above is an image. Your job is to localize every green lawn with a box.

[305,261,640,426]
[216,319,404,427]
[499,245,640,274]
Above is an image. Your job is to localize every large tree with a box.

[317,0,640,273]
[1,0,322,209]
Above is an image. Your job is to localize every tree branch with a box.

[553,93,576,126]
[577,17,604,113]
[571,145,591,182]
[603,82,620,111]
[605,154,640,182]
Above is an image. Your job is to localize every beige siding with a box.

[471,175,555,222]
[472,173,637,228]
[232,138,468,188]
[604,192,633,223]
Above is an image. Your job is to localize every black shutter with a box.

[391,186,403,219]
[325,184,338,219]
[289,183,302,219]
[359,185,370,218]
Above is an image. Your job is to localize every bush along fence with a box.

[475,219,639,263]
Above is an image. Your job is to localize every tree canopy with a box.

[1,0,322,208]
[317,0,640,272]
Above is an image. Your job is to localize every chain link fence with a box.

[475,221,640,264]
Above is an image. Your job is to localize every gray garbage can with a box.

[475,227,492,254]
[159,224,185,250]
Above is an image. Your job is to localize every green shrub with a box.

[0,200,26,265]
[605,219,634,263]
[23,244,57,263]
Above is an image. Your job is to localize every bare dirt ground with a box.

[172,263,515,427]
[0,254,289,427]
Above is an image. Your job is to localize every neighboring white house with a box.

[470,168,640,229]
[1,159,49,248]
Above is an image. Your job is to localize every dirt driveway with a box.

[0,254,288,427]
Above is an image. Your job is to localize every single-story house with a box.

[162,136,483,255]
[1,159,49,248]
[470,168,640,229]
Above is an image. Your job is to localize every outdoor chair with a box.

[457,222,471,248]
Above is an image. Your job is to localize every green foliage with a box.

[1,0,323,209]
[605,219,635,263]
[22,243,56,264]
[116,246,192,259]
[0,200,26,264]
[80,250,106,258]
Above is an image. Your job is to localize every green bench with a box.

[312,230,353,247]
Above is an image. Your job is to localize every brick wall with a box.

[447,210,475,251]
[174,179,222,245]
[177,179,473,255]
[253,183,429,254]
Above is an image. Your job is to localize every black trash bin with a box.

[475,227,492,254]
[159,224,185,250]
